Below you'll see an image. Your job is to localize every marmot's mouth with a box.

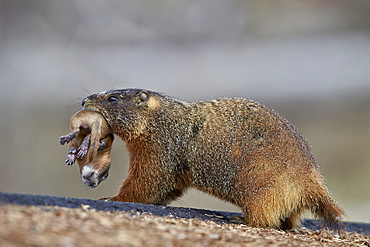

[82,106,100,112]
[83,105,107,117]
[83,106,114,130]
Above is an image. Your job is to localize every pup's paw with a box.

[65,147,77,166]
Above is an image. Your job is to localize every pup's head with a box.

[80,163,110,188]
[77,134,113,188]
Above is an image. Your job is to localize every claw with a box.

[98,139,106,150]
[99,197,114,201]
[59,136,70,145]
[77,134,90,159]
[65,158,75,166]
[66,147,77,165]
[77,145,88,159]
[59,130,79,145]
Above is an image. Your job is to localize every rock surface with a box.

[0,192,369,246]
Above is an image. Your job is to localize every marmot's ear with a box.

[138,91,148,104]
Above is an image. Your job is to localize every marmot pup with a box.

[80,88,344,230]
[59,109,114,188]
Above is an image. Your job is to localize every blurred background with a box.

[0,0,369,223]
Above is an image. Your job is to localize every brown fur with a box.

[59,110,114,186]
[81,88,345,230]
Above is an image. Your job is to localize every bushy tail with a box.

[313,196,346,230]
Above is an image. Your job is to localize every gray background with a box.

[1,0,369,223]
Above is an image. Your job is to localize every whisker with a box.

[67,102,82,110]
[106,77,126,91]
[74,96,85,102]
[67,96,85,110]
[114,78,126,89]
[105,78,113,91]
[79,86,91,97]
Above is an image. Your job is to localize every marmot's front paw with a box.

[99,197,115,201]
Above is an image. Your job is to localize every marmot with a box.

[80,88,344,230]
[59,109,114,188]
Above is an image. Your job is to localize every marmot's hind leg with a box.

[279,210,303,230]
[242,199,304,230]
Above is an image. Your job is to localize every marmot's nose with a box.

[81,98,87,107]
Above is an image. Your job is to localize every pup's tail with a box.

[86,122,102,163]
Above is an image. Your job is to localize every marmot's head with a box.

[82,88,161,140]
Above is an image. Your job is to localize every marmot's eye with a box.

[108,96,118,102]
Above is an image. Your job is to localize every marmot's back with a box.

[186,98,343,229]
